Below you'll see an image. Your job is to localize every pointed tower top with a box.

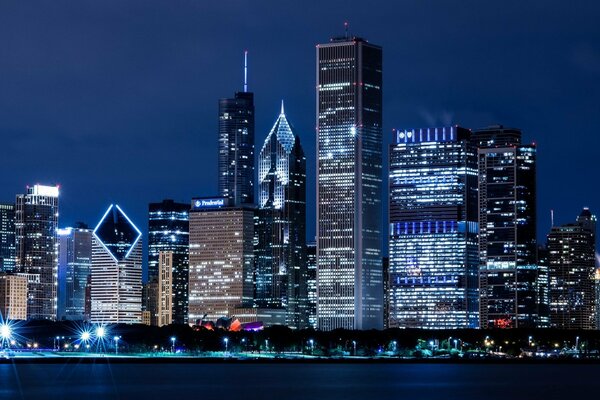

[280,99,285,115]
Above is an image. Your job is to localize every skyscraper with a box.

[306,242,317,329]
[57,224,92,321]
[90,204,142,324]
[147,199,189,324]
[388,127,479,329]
[218,54,255,207]
[0,203,15,273]
[547,208,596,329]
[474,126,539,328]
[188,197,254,324]
[316,35,383,330]
[255,102,308,329]
[158,251,173,327]
[15,184,59,321]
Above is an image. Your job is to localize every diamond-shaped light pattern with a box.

[94,205,141,261]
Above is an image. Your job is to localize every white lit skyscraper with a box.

[316,35,383,330]
[15,184,59,321]
[90,204,142,324]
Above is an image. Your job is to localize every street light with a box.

[171,336,176,353]
[81,331,91,342]
[224,337,229,354]
[96,327,106,339]
[309,339,314,354]
[114,336,120,355]
[352,340,357,356]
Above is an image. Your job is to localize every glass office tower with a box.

[388,126,479,329]
[147,199,189,324]
[474,126,539,328]
[316,35,383,330]
[255,103,308,329]
[15,184,59,321]
[547,208,596,330]
[57,225,92,321]
[0,203,15,273]
[218,90,255,207]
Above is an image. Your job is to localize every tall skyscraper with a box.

[388,127,479,329]
[0,203,16,273]
[306,241,317,329]
[218,53,255,207]
[474,126,539,328]
[547,208,596,329]
[90,204,142,324]
[147,199,189,324]
[255,102,308,329]
[158,251,173,327]
[57,224,92,321]
[188,198,254,324]
[15,184,59,321]
[316,35,383,330]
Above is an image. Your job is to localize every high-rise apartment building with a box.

[316,35,383,330]
[474,126,539,328]
[15,184,59,320]
[90,205,142,324]
[218,76,255,207]
[547,208,596,329]
[0,203,16,273]
[388,126,479,329]
[158,251,173,327]
[188,198,254,324]
[255,103,308,329]
[57,225,92,321]
[0,273,28,320]
[147,199,189,324]
[306,242,317,329]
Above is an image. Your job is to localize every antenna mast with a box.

[551,209,554,227]
[244,50,248,92]
[344,21,349,39]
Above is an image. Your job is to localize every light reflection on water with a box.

[0,363,598,399]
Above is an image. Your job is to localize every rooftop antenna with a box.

[243,50,248,92]
[280,99,285,115]
[344,21,349,39]
[551,209,554,227]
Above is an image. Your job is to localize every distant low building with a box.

[0,273,28,320]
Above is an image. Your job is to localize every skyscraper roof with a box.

[263,100,296,154]
[94,204,141,261]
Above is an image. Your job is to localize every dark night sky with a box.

[1,1,599,265]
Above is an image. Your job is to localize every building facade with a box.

[90,205,142,324]
[306,242,317,329]
[15,184,59,321]
[388,126,479,329]
[0,203,16,273]
[188,198,254,324]
[218,91,255,207]
[547,208,596,329]
[57,225,92,321]
[158,251,173,327]
[255,103,308,329]
[147,199,189,324]
[316,35,383,330]
[0,273,28,320]
[474,126,539,328]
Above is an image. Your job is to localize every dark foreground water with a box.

[1,362,599,400]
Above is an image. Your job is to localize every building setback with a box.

[57,225,92,321]
[90,205,142,324]
[147,199,189,324]
[15,184,59,321]
[188,198,254,324]
[547,208,596,330]
[474,126,539,328]
[255,103,308,329]
[388,126,479,329]
[0,273,28,320]
[316,35,383,330]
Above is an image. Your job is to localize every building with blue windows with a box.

[0,203,15,273]
[388,126,479,329]
[147,199,189,325]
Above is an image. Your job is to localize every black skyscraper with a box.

[147,199,189,325]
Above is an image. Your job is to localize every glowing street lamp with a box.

[0,324,10,340]
[223,337,229,354]
[114,336,120,355]
[170,336,176,353]
[96,326,106,339]
[352,340,357,356]
[81,331,91,342]
[309,339,314,354]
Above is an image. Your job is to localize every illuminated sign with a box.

[192,198,227,209]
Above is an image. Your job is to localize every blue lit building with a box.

[388,126,479,329]
[57,224,92,321]
[473,126,539,328]
[254,102,308,329]
[316,35,383,330]
[147,199,189,325]
[0,203,15,273]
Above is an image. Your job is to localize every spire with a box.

[244,50,248,92]
[280,99,285,115]
[344,21,349,39]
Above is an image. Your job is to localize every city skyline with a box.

[0,2,598,254]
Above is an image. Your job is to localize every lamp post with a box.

[309,339,314,355]
[352,340,357,356]
[224,337,229,355]
[171,337,176,353]
[114,336,120,355]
